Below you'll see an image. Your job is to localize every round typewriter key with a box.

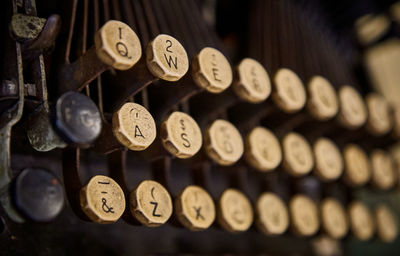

[289,194,320,237]
[256,192,289,236]
[348,201,375,241]
[112,102,156,151]
[146,34,189,81]
[392,105,400,139]
[217,188,254,233]
[391,2,400,24]
[313,138,343,181]
[95,20,141,70]
[245,126,282,172]
[80,175,125,224]
[14,167,64,222]
[192,47,233,93]
[272,68,306,113]
[320,198,349,239]
[337,86,367,130]
[365,93,393,136]
[282,132,314,177]
[233,58,271,103]
[375,204,398,243]
[204,119,244,166]
[130,180,173,227]
[161,111,202,159]
[370,149,396,190]
[53,91,102,145]
[306,76,339,121]
[175,185,216,231]
[343,144,371,187]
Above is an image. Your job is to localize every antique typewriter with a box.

[1,0,400,255]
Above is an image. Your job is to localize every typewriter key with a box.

[391,2,400,24]
[392,105,400,139]
[375,204,398,243]
[272,68,306,113]
[365,93,393,136]
[256,192,289,236]
[161,111,202,159]
[282,132,314,177]
[192,47,233,93]
[313,138,343,181]
[130,180,173,227]
[370,149,396,190]
[233,58,271,103]
[289,194,320,237]
[146,34,189,81]
[95,20,141,70]
[204,119,244,166]
[348,201,375,241]
[112,103,156,151]
[306,76,339,121]
[336,86,368,130]
[343,144,371,187]
[245,127,282,172]
[320,198,349,239]
[80,175,125,224]
[217,188,254,233]
[175,185,216,231]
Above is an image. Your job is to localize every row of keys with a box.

[79,175,398,243]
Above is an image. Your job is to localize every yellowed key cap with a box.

[204,119,244,166]
[245,126,282,172]
[289,194,320,237]
[192,47,233,93]
[175,185,216,231]
[375,204,398,243]
[112,103,157,151]
[256,192,289,236]
[370,149,396,190]
[320,198,349,239]
[337,86,368,130]
[130,180,173,227]
[272,68,306,113]
[95,20,142,70]
[282,132,314,177]
[233,58,271,103]
[348,201,375,241]
[313,138,343,181]
[146,34,189,81]
[217,188,254,233]
[343,144,371,187]
[306,76,339,121]
[80,175,125,224]
[161,111,202,159]
[365,93,393,136]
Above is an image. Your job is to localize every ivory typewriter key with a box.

[320,198,349,239]
[204,119,244,166]
[375,204,398,243]
[146,34,189,81]
[217,189,254,233]
[256,192,289,236]
[233,58,271,103]
[282,132,314,177]
[130,180,173,227]
[80,175,126,224]
[392,105,400,139]
[336,86,368,130]
[365,93,393,136]
[175,185,216,231]
[161,111,202,159]
[343,144,371,187]
[95,20,142,70]
[370,149,396,190]
[192,47,233,93]
[348,201,375,241]
[306,76,339,121]
[112,102,157,151]
[272,68,307,113]
[245,126,282,172]
[289,194,320,237]
[313,138,343,181]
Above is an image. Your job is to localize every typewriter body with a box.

[1,0,400,255]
